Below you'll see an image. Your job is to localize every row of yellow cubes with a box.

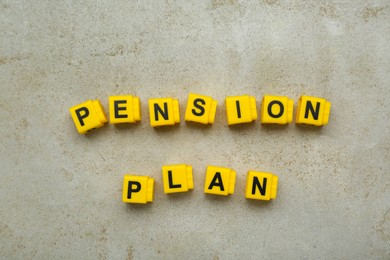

[123,165,278,204]
[69,93,331,134]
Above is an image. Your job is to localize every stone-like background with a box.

[1,0,389,259]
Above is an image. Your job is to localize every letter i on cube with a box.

[225,95,257,125]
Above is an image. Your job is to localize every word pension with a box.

[69,93,331,134]
[123,165,278,204]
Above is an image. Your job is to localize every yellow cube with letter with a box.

[204,166,236,196]
[296,96,331,126]
[162,164,193,194]
[109,95,141,124]
[69,100,108,134]
[148,97,180,127]
[225,95,257,125]
[245,171,278,201]
[185,93,217,125]
[122,175,154,204]
[261,95,293,124]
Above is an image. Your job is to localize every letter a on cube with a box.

[245,171,278,201]
[204,166,236,196]
[69,100,108,134]
[162,164,193,194]
[296,96,331,126]
[185,93,217,125]
[122,175,154,204]
[261,95,293,124]
[148,97,180,127]
[225,95,257,125]
[109,95,141,124]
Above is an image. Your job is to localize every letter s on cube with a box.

[185,93,217,125]
[69,100,108,134]
[122,175,154,204]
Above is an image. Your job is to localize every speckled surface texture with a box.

[1,0,389,259]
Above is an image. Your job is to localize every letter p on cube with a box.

[122,175,154,204]
[69,100,108,134]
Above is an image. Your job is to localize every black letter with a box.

[75,107,89,126]
[192,98,206,116]
[114,100,128,118]
[208,172,224,191]
[236,100,241,118]
[252,177,267,195]
[154,103,169,121]
[268,100,284,118]
[127,181,141,199]
[304,101,320,120]
[168,171,182,189]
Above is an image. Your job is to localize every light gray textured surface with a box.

[1,0,389,259]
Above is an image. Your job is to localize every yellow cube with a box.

[184,93,217,124]
[204,166,236,196]
[296,96,331,126]
[162,164,193,194]
[69,100,108,134]
[122,175,154,204]
[245,171,278,201]
[260,95,294,124]
[148,97,180,127]
[109,95,141,124]
[225,95,257,125]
